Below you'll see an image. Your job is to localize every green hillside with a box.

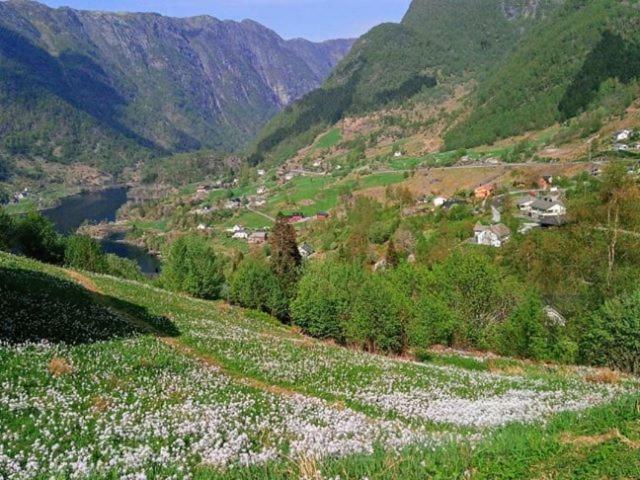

[2,251,639,478]
[250,0,560,163]
[444,0,640,149]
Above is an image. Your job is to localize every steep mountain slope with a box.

[250,0,561,163]
[0,0,353,173]
[445,0,640,149]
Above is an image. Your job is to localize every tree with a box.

[14,212,65,264]
[228,255,287,317]
[161,235,225,299]
[583,290,640,374]
[347,274,406,354]
[385,240,399,268]
[269,214,302,297]
[291,260,364,342]
[64,235,107,273]
[500,293,549,360]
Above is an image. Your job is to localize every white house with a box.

[394,151,402,158]
[614,129,633,142]
[257,169,266,176]
[517,196,536,213]
[257,186,268,195]
[473,223,511,247]
[224,199,242,210]
[298,242,315,259]
[614,143,630,152]
[530,198,566,218]
[432,196,447,208]
[232,230,249,240]
[226,224,245,233]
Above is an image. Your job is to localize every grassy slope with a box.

[1,251,639,478]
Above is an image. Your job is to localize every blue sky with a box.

[41,0,413,41]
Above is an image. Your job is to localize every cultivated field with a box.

[1,252,639,479]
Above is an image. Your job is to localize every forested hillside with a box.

[250,0,561,163]
[445,0,640,149]
[0,0,353,174]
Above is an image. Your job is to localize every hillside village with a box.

[3,0,640,478]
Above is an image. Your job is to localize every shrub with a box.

[14,212,65,264]
[65,235,107,273]
[160,235,225,300]
[104,254,144,281]
[0,207,14,251]
[228,256,287,318]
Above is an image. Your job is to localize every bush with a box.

[228,256,287,317]
[65,235,108,273]
[160,235,225,300]
[291,260,364,342]
[14,212,65,264]
[0,207,14,251]
[104,254,144,281]
[583,291,640,374]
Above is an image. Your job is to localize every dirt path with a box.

[64,269,303,399]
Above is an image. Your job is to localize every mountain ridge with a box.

[0,0,354,174]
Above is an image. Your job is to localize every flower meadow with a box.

[1,252,638,478]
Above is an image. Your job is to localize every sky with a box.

[41,0,413,41]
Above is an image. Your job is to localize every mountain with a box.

[0,0,353,174]
[444,0,640,149]
[250,0,561,163]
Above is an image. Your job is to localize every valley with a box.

[2,0,640,478]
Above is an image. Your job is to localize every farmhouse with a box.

[248,231,268,244]
[474,183,496,199]
[316,211,329,220]
[613,129,633,142]
[257,186,268,195]
[226,224,245,233]
[298,242,315,259]
[517,196,536,212]
[473,223,511,247]
[232,230,249,240]
[537,175,554,190]
[287,212,305,223]
[433,196,447,207]
[224,198,242,210]
[614,143,630,152]
[530,198,566,218]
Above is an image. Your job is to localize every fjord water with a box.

[42,187,160,274]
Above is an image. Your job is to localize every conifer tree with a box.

[386,240,399,268]
[269,214,302,297]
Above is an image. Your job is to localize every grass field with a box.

[313,128,342,150]
[1,252,639,479]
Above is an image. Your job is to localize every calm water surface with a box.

[43,187,160,275]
